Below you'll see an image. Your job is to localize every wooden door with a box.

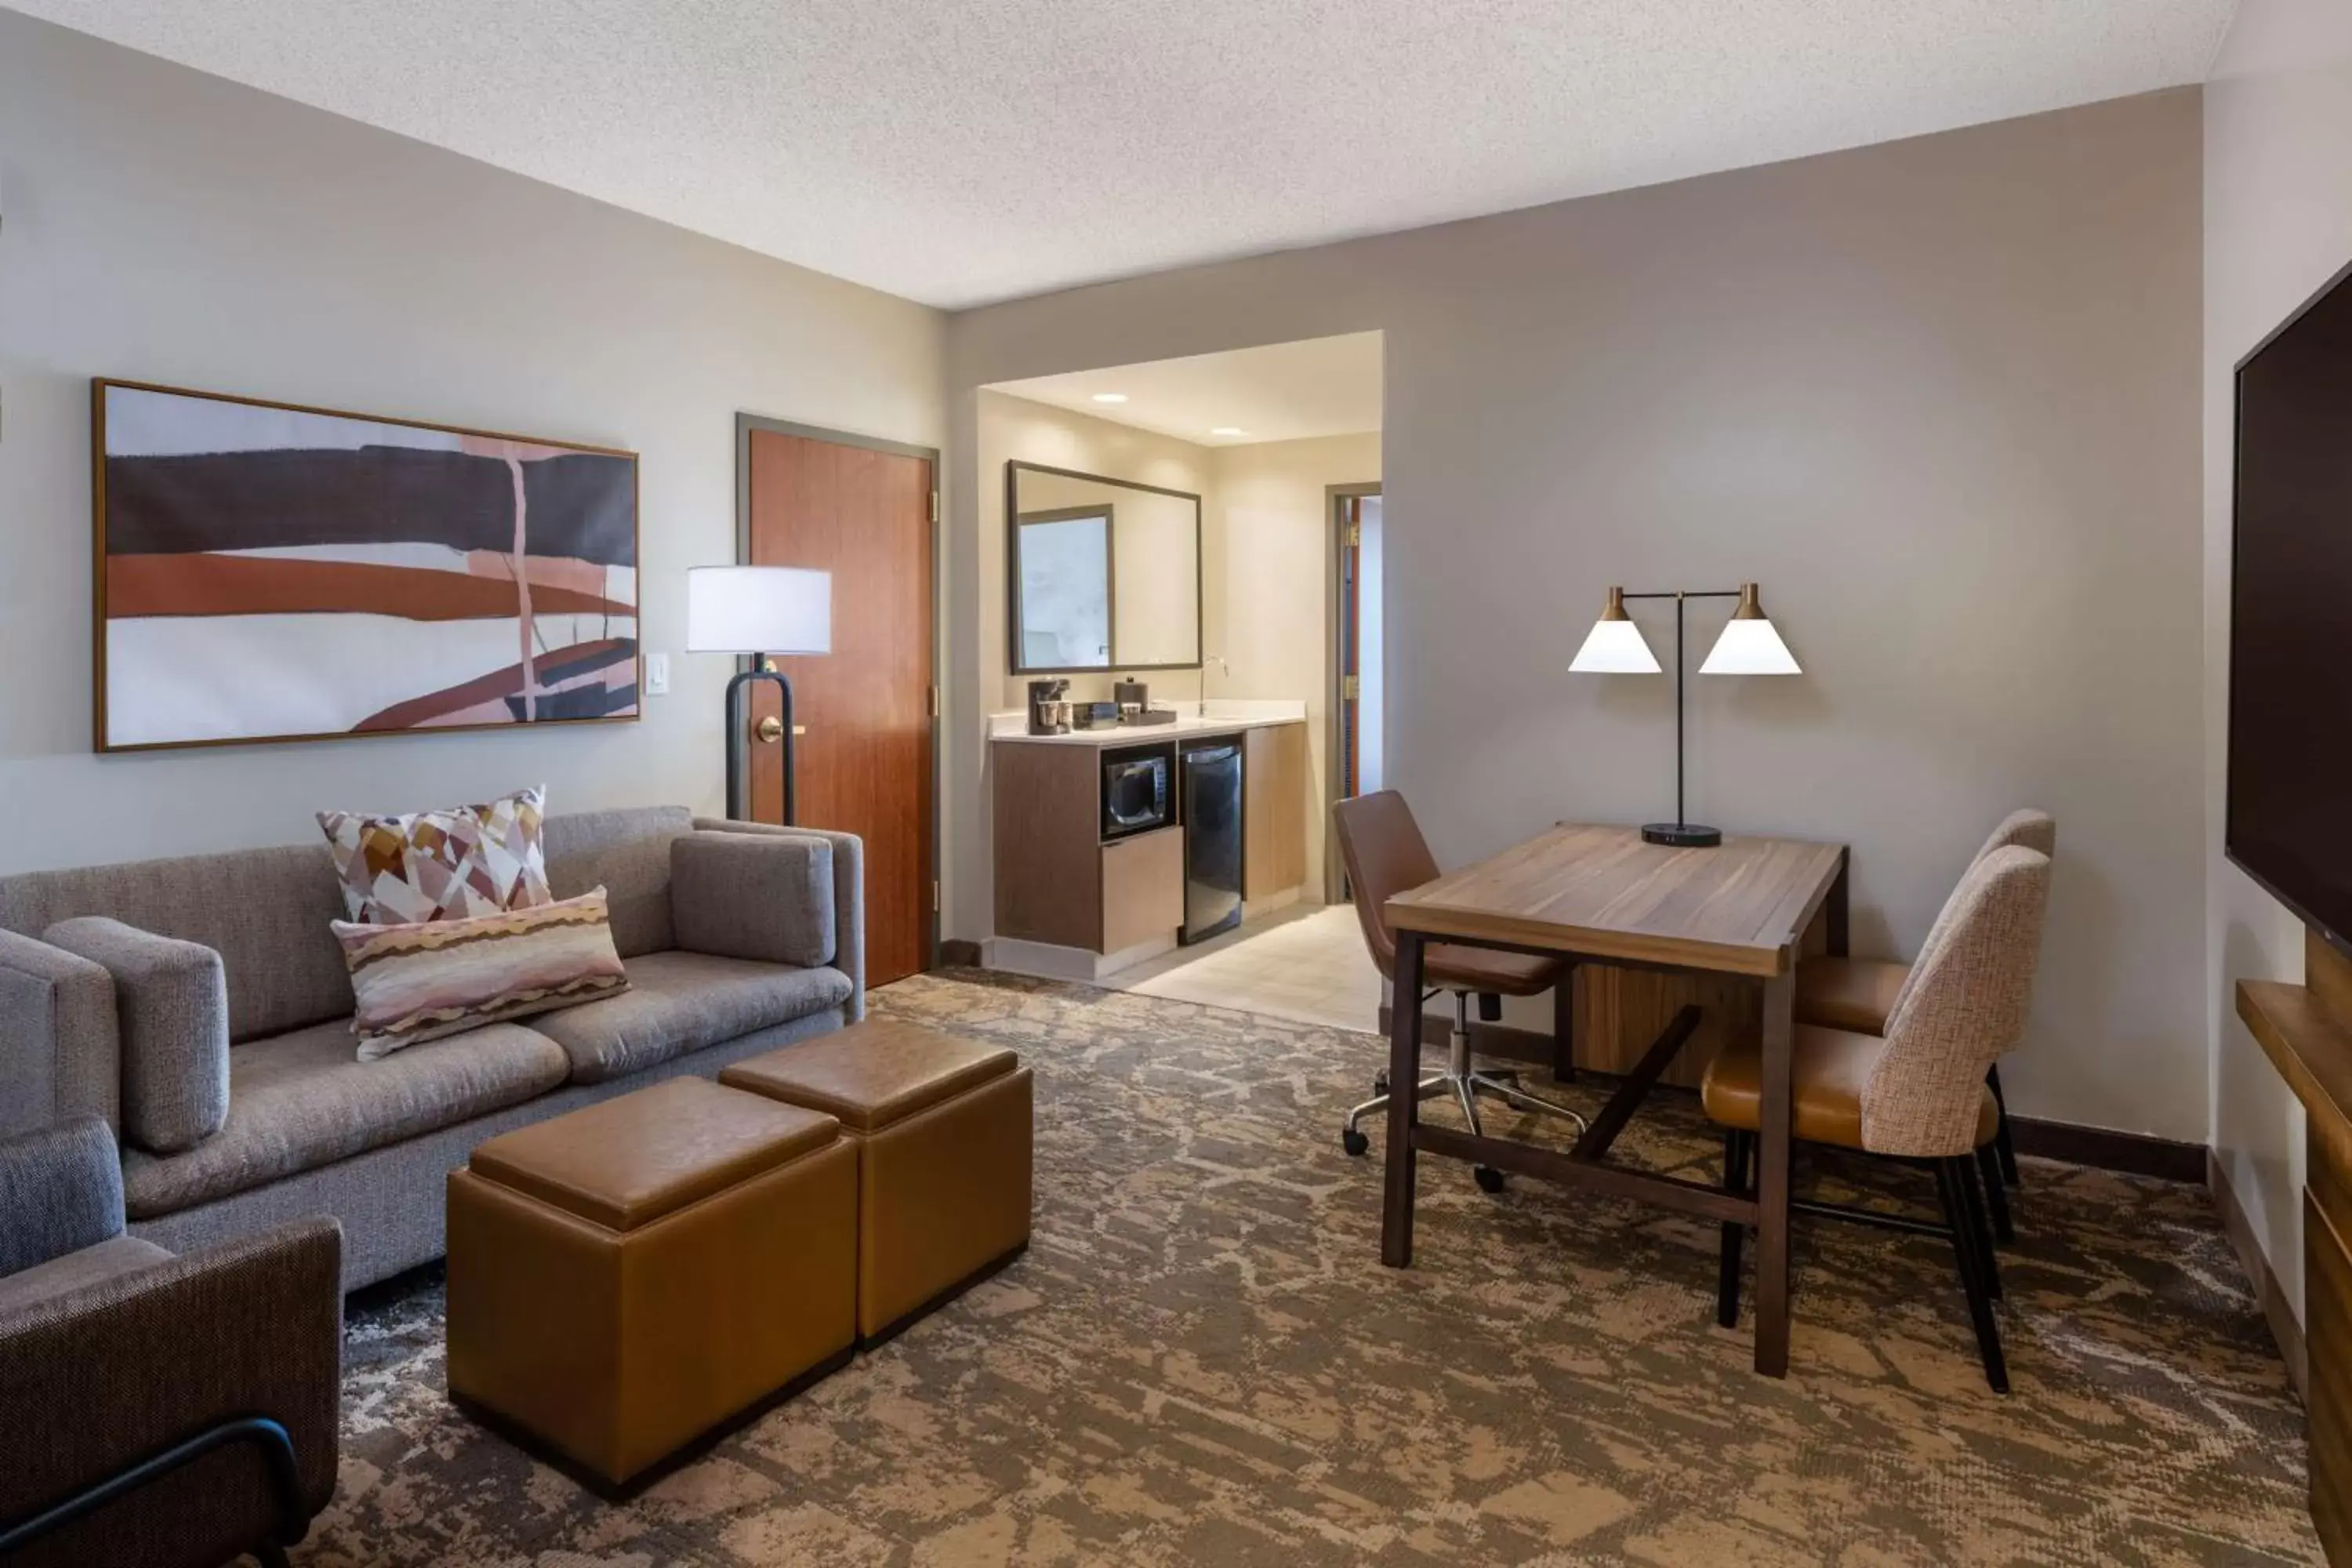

[1338,496,1363,799]
[746,428,935,987]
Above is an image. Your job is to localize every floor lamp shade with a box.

[688,565,832,826]
[687,565,832,655]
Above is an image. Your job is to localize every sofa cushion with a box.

[529,951,855,1085]
[0,1235,173,1316]
[121,1018,570,1221]
[670,833,835,968]
[0,845,351,1043]
[543,807,695,960]
[44,918,230,1155]
[335,888,628,1059]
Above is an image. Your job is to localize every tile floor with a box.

[1105,902,1384,1032]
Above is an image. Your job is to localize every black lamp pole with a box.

[1620,589,1742,848]
[722,656,797,824]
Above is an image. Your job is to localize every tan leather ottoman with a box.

[445,1076,856,1494]
[721,1018,1033,1345]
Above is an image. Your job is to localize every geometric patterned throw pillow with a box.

[333,885,627,1059]
[318,785,552,926]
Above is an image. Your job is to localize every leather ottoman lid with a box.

[468,1076,837,1232]
[720,1018,1017,1133]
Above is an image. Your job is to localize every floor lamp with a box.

[687,565,832,823]
[1568,583,1800,847]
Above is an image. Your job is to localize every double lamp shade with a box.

[1568,584,1800,676]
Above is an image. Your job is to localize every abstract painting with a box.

[93,380,639,751]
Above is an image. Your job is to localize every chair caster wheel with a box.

[1372,1069,1390,1096]
[1341,1128,1370,1157]
[1474,1166,1506,1194]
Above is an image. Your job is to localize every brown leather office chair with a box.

[1706,845,2053,1392]
[1793,808,2055,1226]
[1332,791,1587,1188]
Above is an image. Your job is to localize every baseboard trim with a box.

[2006,1117,2207,1184]
[1373,1006,2207,1185]
[2209,1150,2309,1398]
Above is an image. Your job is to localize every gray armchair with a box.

[0,1116,342,1568]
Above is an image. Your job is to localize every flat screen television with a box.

[2228,256,2352,946]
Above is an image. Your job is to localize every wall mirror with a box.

[1007,461,1201,673]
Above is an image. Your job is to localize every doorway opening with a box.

[1327,483,1383,903]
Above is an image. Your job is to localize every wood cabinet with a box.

[1102,827,1185,953]
[2236,928,2352,1566]
[993,720,1310,960]
[1243,722,1308,901]
[992,742,1105,951]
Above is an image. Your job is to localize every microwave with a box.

[1102,749,1171,840]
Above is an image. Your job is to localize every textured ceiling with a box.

[5,0,2234,309]
[989,332,1382,447]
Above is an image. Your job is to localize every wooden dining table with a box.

[1381,822,1849,1377]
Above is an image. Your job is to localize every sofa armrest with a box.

[43,920,230,1156]
[0,1216,343,1566]
[0,931,120,1141]
[0,1116,124,1279]
[692,820,866,1020]
[670,832,836,968]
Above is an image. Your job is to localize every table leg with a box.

[1552,962,1577,1083]
[1754,968,1795,1377]
[1381,930,1425,1268]
[1826,850,1850,959]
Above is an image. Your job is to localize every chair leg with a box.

[1956,1156,2003,1300]
[1717,1128,1751,1329]
[1987,1064,2020,1186]
[1935,1157,2009,1393]
[1976,1144,2015,1246]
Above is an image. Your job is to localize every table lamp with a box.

[1569,582,1799,847]
[687,565,831,823]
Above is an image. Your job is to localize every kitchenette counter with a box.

[987,701,1308,746]
[988,700,1312,979]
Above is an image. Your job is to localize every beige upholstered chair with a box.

[1331,791,1586,1189]
[1795,808,2056,1215]
[1703,845,2053,1392]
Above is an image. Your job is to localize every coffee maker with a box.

[1026,678,1071,735]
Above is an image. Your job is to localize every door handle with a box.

[753,718,808,743]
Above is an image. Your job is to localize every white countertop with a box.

[988,700,1307,746]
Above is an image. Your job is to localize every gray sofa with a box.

[0,807,864,1290]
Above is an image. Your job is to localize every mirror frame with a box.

[1006,459,1203,676]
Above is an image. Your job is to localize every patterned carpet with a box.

[299,970,2319,1566]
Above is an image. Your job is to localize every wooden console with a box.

[2236,929,2352,1565]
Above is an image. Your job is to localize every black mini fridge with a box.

[1180,741,1244,943]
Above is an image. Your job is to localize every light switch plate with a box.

[643,652,670,696]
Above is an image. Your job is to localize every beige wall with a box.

[1211,433,1382,895]
[948,90,2206,1139]
[0,12,944,875]
[2204,0,2352,1317]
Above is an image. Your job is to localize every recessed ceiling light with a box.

[1091,393,1128,405]
[1210,426,1247,437]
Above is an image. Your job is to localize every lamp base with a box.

[1642,822,1722,848]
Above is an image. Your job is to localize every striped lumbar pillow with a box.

[334,887,628,1060]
